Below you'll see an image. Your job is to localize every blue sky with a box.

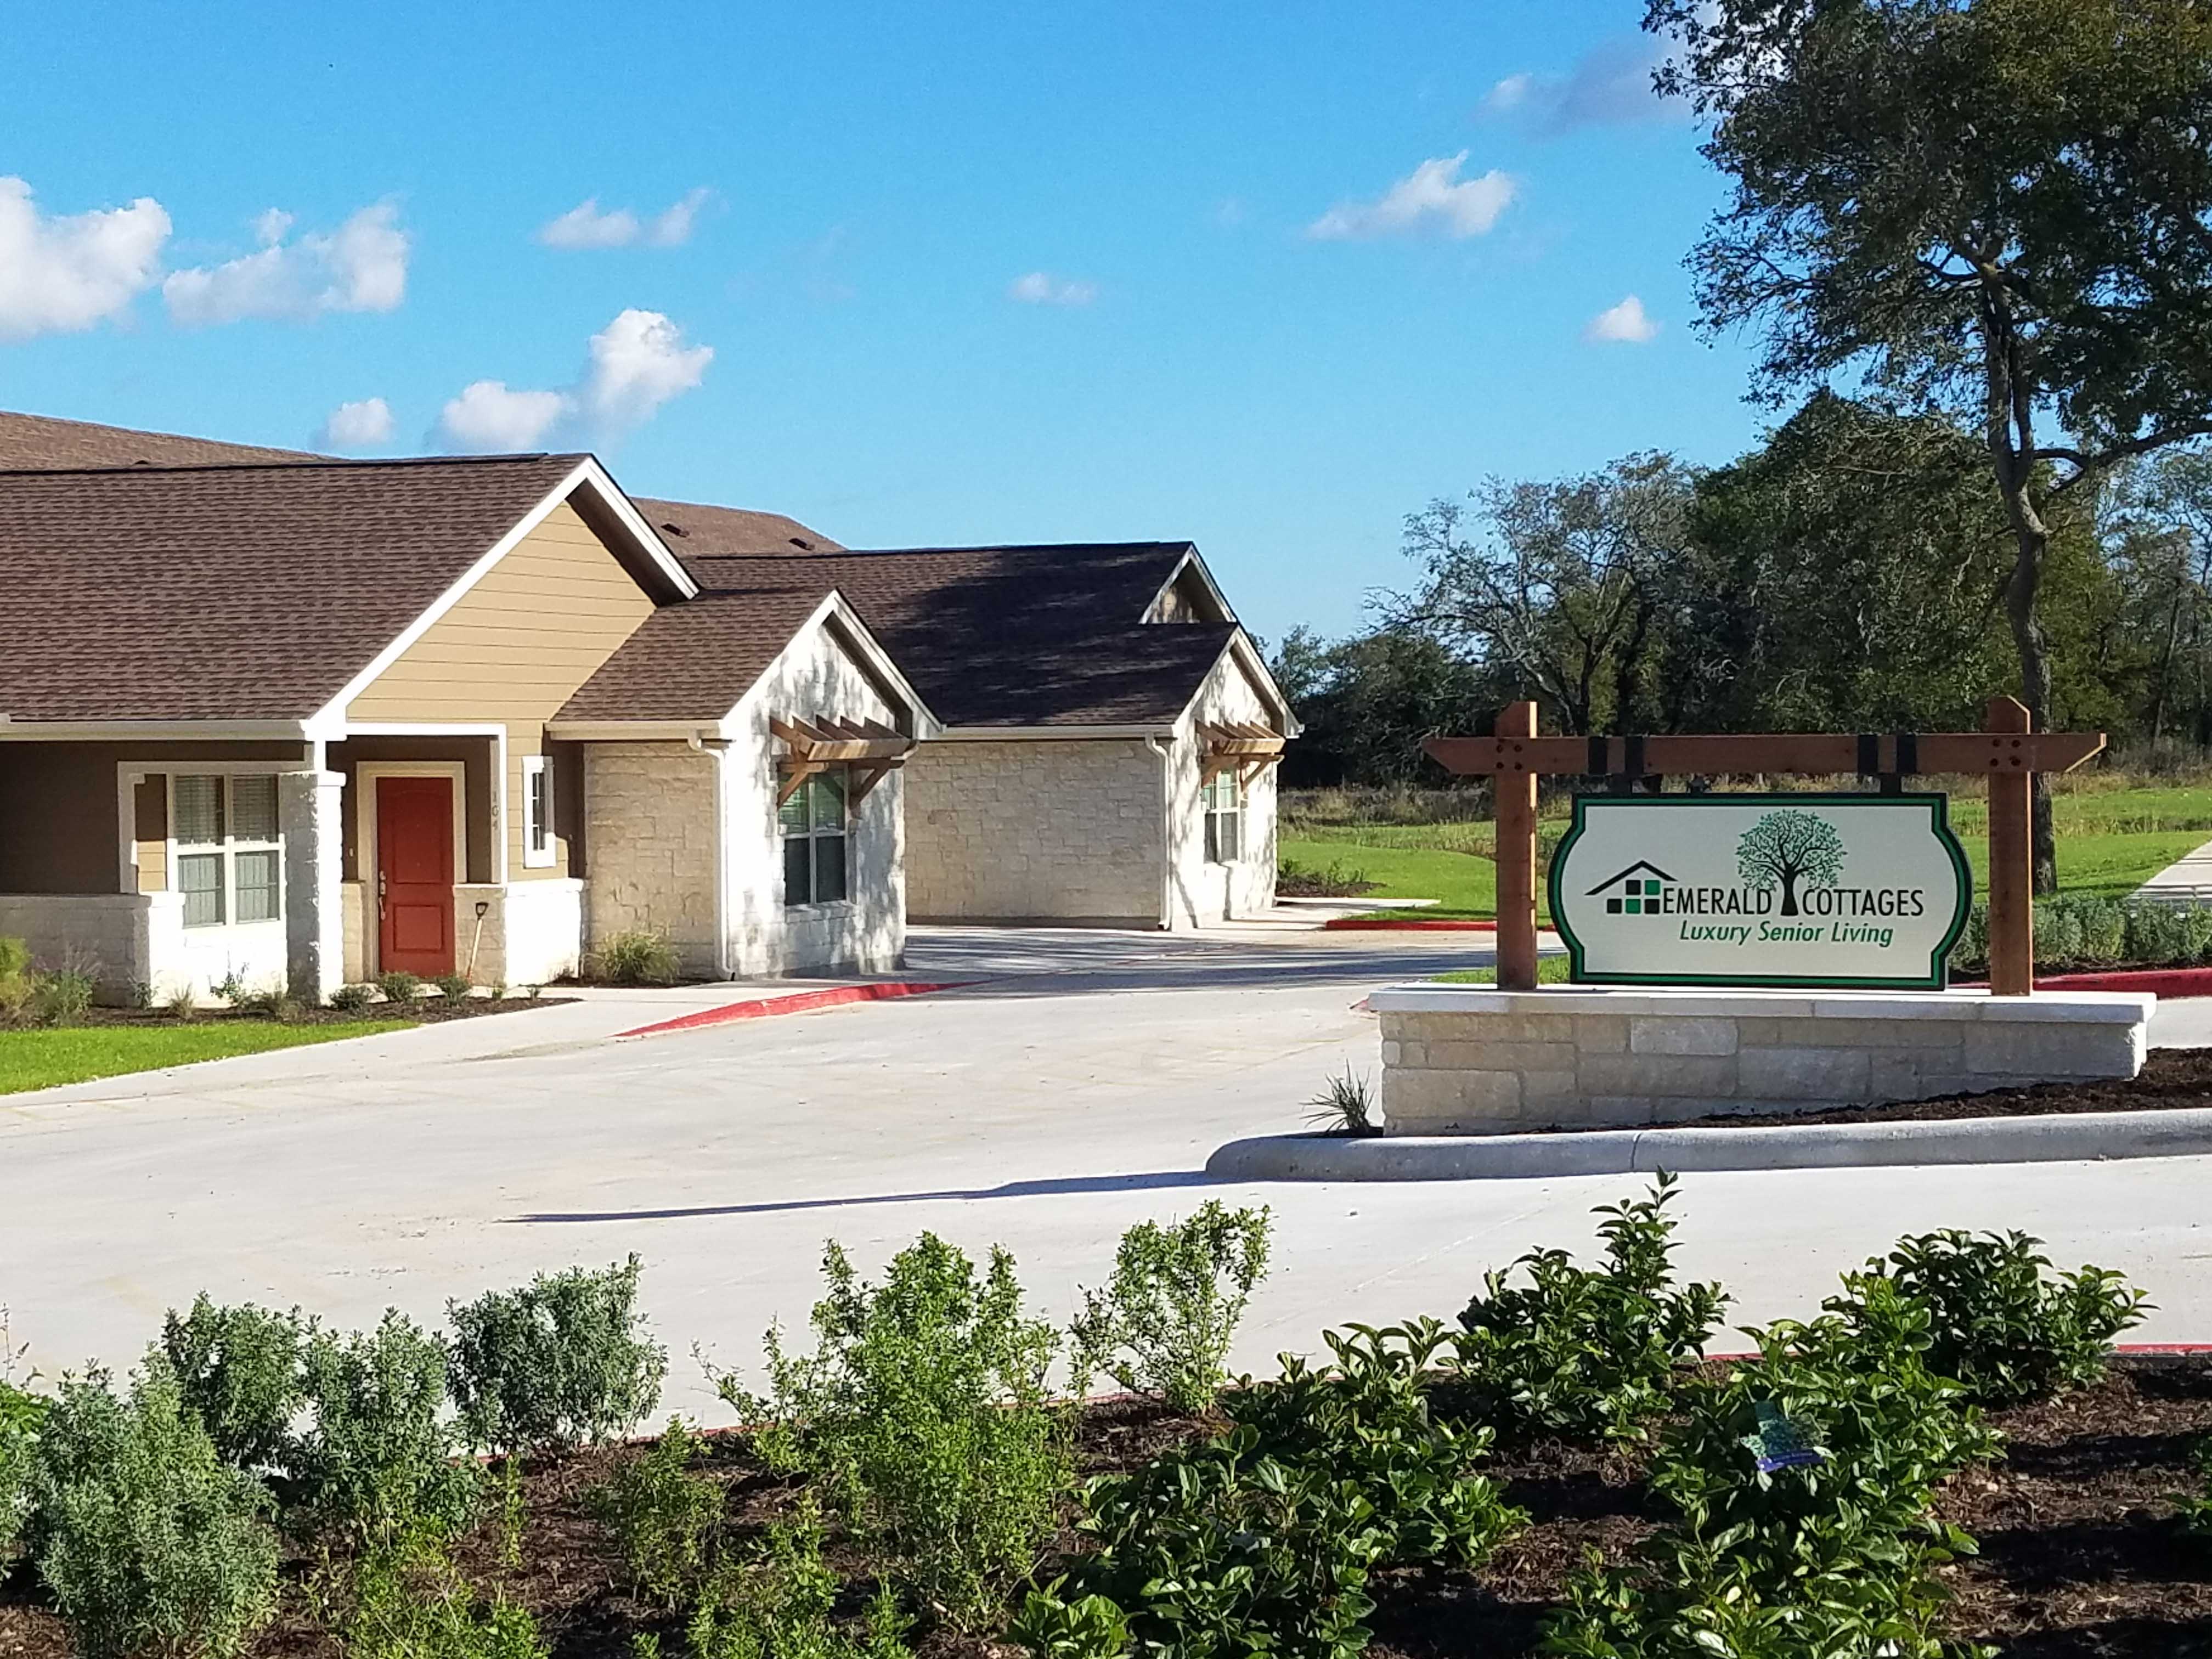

[2,0,1765,645]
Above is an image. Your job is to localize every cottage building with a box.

[636,503,1299,928]
[0,439,932,999]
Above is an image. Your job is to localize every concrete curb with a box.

[1206,1108,2212,1181]
[617,980,972,1038]
[1323,918,1499,932]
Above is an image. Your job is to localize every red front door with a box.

[377,776,455,977]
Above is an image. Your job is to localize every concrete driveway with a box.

[4,924,2209,1418]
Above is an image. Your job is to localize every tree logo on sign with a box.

[1737,810,1844,917]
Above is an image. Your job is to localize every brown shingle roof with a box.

[556,585,842,723]
[0,456,587,722]
[0,410,316,469]
[632,496,844,557]
[642,504,1236,726]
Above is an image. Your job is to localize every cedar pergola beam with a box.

[1423,730,2106,778]
[771,714,916,806]
[1198,720,1285,783]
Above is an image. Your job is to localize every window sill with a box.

[783,899,859,917]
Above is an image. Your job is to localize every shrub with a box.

[296,1311,479,1539]
[1008,1589,1130,1659]
[1546,1291,2000,1659]
[232,987,285,1018]
[586,1417,721,1608]
[1,1377,44,1560]
[160,1296,313,1474]
[335,1519,549,1659]
[1044,1428,1394,1659]
[1451,1173,1726,1442]
[2183,1437,2212,1537]
[688,1498,910,1659]
[434,974,473,1001]
[29,1365,280,1659]
[1831,1229,2148,1404]
[376,970,425,1006]
[721,1233,1069,1629]
[164,988,199,1022]
[1225,1318,1524,1568]
[1070,1202,1272,1414]
[329,983,377,1013]
[1305,1069,1380,1137]
[590,930,682,986]
[30,965,98,1026]
[446,1256,667,1453]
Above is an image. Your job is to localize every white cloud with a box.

[1483,35,1680,134]
[315,396,396,450]
[577,308,714,425]
[646,188,712,247]
[435,308,714,452]
[0,177,170,341]
[1008,270,1098,306]
[1585,294,1661,343]
[436,381,571,452]
[537,188,712,250]
[1306,153,1517,241]
[163,202,409,325]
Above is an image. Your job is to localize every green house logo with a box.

[1587,860,1678,917]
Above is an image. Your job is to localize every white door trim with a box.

[357,763,469,979]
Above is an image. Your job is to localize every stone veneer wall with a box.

[1373,988,2153,1136]
[904,739,1165,923]
[582,742,722,975]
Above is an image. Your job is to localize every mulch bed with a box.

[4,1357,2208,1659]
[1645,1046,2212,1130]
[58,996,575,1030]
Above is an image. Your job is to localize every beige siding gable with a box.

[345,497,662,878]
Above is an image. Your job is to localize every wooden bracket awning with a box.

[770,715,917,806]
[1199,720,1286,785]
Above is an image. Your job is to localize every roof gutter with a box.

[0,716,313,742]
[927,723,1178,741]
[1145,735,1177,931]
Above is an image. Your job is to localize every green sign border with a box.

[1546,792,1973,991]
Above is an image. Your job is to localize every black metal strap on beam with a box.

[1608,733,1650,795]
[1587,735,1610,777]
[1857,732,1880,777]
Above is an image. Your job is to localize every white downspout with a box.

[689,735,735,980]
[1145,735,1175,932]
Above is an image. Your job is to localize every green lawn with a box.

[1286,786,2212,921]
[1431,957,1577,986]
[0,1020,410,1095]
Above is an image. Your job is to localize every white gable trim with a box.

[1170,628,1301,737]
[306,459,698,740]
[719,590,944,738]
[1143,546,1235,625]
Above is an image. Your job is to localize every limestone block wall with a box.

[0,893,160,1001]
[905,740,1165,924]
[1167,648,1282,927]
[583,742,723,976]
[1370,988,2153,1136]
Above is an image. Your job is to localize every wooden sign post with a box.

[1424,698,2101,996]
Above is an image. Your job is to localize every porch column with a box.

[282,769,346,1004]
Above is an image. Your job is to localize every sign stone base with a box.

[1368,986,2153,1136]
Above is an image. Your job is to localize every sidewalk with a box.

[2135,837,2212,907]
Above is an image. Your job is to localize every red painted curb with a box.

[1703,1342,2212,1362]
[617,980,969,1038]
[1323,918,1500,932]
[1952,966,2212,997]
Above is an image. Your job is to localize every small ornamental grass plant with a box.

[446,1255,667,1454]
[1070,1201,1273,1414]
[375,970,425,1007]
[1451,1173,1726,1443]
[1545,1282,2001,1659]
[718,1233,1069,1630]
[28,1364,280,1659]
[586,1417,722,1609]
[590,930,683,987]
[160,1296,314,1475]
[1830,1229,2147,1405]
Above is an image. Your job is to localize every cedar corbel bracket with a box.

[771,714,916,806]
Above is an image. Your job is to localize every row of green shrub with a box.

[1948,895,2212,973]
[0,937,97,1028]
[0,1187,2184,1659]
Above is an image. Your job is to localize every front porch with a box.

[0,736,584,1004]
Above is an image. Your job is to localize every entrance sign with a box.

[1549,794,1971,990]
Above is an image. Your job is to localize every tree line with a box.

[1276,0,2212,891]
[1275,393,2212,782]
